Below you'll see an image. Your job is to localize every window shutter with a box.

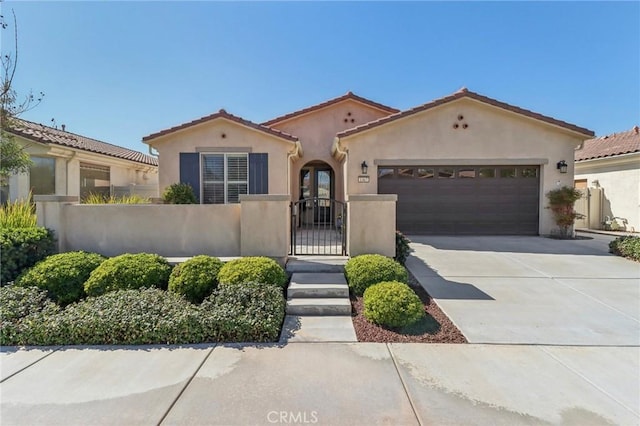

[248,153,268,194]
[179,152,201,203]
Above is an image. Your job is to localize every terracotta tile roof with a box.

[143,109,298,143]
[575,126,640,161]
[9,118,158,166]
[336,88,595,139]
[262,91,399,126]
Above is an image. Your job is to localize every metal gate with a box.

[291,197,347,255]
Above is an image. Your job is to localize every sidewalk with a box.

[2,343,638,425]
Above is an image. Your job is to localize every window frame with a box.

[200,152,248,204]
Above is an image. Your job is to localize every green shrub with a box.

[16,251,106,305]
[0,196,37,228]
[0,286,60,345]
[84,253,172,297]
[363,281,425,328]
[344,254,408,295]
[168,255,223,303]
[200,282,285,342]
[0,227,56,284]
[46,288,203,345]
[395,231,412,265]
[546,186,583,238]
[163,183,197,204]
[217,257,287,288]
[609,236,640,261]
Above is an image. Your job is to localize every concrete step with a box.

[288,272,349,298]
[286,298,352,316]
[286,256,348,273]
[287,283,349,299]
[279,315,357,343]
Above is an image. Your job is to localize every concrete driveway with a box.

[406,234,640,345]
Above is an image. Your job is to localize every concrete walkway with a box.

[1,343,638,425]
[406,234,640,345]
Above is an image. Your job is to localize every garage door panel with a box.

[379,165,539,235]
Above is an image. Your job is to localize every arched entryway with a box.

[291,160,346,255]
[299,160,334,224]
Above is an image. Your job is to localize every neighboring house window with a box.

[80,163,111,200]
[29,156,56,195]
[201,153,248,204]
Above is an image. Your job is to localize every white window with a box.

[201,153,248,204]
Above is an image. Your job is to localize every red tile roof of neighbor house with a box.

[262,91,400,126]
[336,88,595,138]
[575,125,640,161]
[9,118,158,166]
[142,109,298,143]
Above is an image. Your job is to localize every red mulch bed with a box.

[350,270,467,343]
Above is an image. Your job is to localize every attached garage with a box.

[378,165,540,235]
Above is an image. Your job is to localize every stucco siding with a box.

[575,156,640,232]
[150,119,292,196]
[340,99,585,235]
[270,99,393,202]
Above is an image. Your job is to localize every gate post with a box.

[240,194,290,258]
[347,194,397,257]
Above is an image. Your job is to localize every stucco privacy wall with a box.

[339,98,585,235]
[240,195,290,257]
[269,100,393,202]
[36,197,241,257]
[148,119,292,196]
[347,194,397,257]
[575,156,640,232]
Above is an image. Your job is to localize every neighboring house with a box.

[574,126,640,232]
[3,119,158,203]
[143,88,594,236]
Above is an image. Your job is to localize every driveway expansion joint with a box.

[539,346,640,419]
[386,343,423,426]
[156,344,217,426]
[0,346,62,384]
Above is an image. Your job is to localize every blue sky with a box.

[3,1,639,152]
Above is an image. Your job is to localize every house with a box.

[574,126,640,232]
[143,88,594,237]
[3,118,158,203]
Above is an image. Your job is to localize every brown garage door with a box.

[378,166,540,235]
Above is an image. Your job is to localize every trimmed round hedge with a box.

[168,255,224,303]
[16,251,106,305]
[217,257,287,288]
[84,253,172,297]
[363,281,424,328]
[344,254,408,295]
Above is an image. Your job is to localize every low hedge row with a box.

[0,227,56,284]
[609,236,640,261]
[0,283,285,346]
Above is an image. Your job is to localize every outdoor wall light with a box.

[361,161,368,175]
[556,160,568,174]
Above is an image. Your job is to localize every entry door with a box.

[299,168,333,224]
